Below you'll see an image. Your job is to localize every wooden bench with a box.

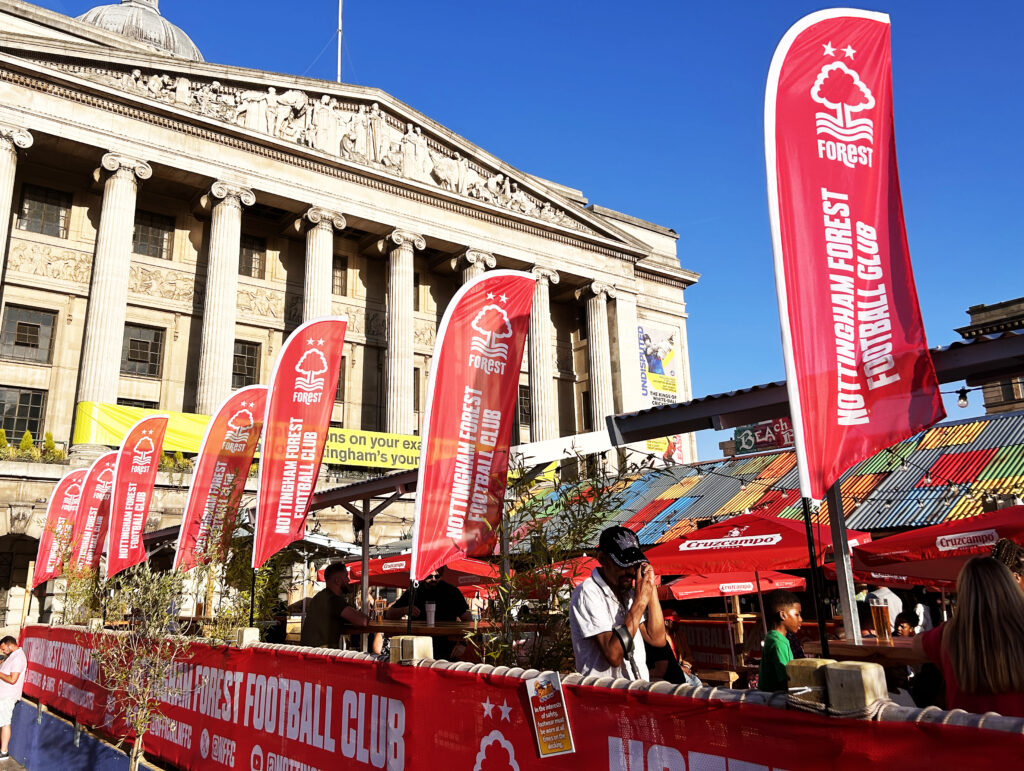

[698,669,740,688]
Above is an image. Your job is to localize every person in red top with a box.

[913,557,1024,717]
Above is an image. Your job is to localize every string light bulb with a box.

[924,474,932,485]
[957,388,969,409]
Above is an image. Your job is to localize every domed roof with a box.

[77,0,203,61]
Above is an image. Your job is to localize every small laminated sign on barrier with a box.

[525,673,575,758]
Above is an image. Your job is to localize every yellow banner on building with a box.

[72,402,420,470]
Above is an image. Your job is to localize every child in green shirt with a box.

[758,590,803,692]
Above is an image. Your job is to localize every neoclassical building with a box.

[0,0,698,618]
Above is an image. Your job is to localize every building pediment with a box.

[0,23,651,261]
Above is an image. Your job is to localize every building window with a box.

[518,385,532,427]
[413,274,421,312]
[133,210,175,259]
[413,367,422,413]
[0,386,46,439]
[335,356,347,403]
[239,235,266,279]
[16,184,72,238]
[116,398,158,410]
[332,257,348,296]
[232,340,261,389]
[121,324,164,378]
[0,306,57,364]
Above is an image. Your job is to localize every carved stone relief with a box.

[414,318,436,348]
[128,263,195,303]
[7,241,92,284]
[59,63,590,233]
[236,286,284,319]
[366,311,387,342]
[331,303,364,336]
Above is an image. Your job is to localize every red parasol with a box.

[319,554,500,588]
[644,513,871,575]
[821,563,953,592]
[658,571,805,601]
[851,506,1024,583]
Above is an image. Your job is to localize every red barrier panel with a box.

[19,625,1023,770]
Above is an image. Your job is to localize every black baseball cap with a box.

[598,526,647,568]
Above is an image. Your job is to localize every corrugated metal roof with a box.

[758,453,797,480]
[918,421,987,450]
[978,444,1024,480]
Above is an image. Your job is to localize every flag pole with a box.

[800,498,829,657]
[336,0,343,83]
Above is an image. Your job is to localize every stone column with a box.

[0,126,33,274]
[77,153,152,405]
[384,229,424,435]
[610,287,642,415]
[195,181,255,415]
[578,282,617,433]
[451,248,495,284]
[529,267,559,441]
[302,207,346,321]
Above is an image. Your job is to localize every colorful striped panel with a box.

[622,498,673,533]
[923,448,999,485]
[758,453,797,479]
[918,421,986,451]
[978,444,1024,481]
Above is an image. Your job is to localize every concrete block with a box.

[825,661,888,714]
[787,658,834,707]
[389,635,433,663]
[235,627,260,646]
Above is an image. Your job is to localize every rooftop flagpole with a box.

[336,0,343,83]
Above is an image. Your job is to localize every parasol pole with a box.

[360,499,371,652]
[755,570,769,639]
[800,497,830,657]
[724,595,738,670]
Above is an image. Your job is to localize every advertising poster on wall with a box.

[637,320,687,462]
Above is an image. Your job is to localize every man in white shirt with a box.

[569,526,666,680]
[0,636,27,760]
[866,585,903,628]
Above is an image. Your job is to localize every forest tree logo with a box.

[812,60,876,168]
[468,301,513,375]
[223,404,256,451]
[94,467,114,497]
[293,340,329,404]
[61,482,83,512]
[131,430,156,473]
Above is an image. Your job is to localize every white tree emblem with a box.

[295,348,329,392]
[470,305,513,358]
[811,61,875,143]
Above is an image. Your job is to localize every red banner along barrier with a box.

[253,317,347,569]
[19,624,1024,771]
[31,469,89,589]
[411,270,534,582]
[175,385,268,572]
[765,9,944,499]
[106,415,169,578]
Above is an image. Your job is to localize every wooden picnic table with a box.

[805,637,925,667]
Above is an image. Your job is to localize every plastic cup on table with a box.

[425,601,436,626]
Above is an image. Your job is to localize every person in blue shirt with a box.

[758,590,802,692]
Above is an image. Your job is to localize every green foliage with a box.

[468,452,665,672]
[15,430,40,461]
[172,450,192,471]
[41,432,67,463]
[88,565,191,771]
[158,452,175,472]
[0,429,7,449]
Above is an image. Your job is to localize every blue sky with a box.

[37,1,1021,458]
